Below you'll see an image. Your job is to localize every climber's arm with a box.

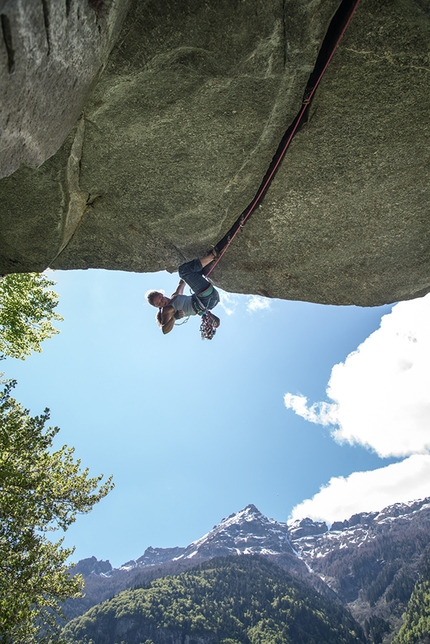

[159,305,176,335]
[171,279,186,298]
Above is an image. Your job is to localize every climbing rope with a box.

[206,0,362,278]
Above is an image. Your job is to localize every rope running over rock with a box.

[206,0,362,278]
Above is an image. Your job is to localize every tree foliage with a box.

[394,555,430,644]
[0,380,114,643]
[0,272,63,359]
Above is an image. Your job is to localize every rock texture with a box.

[0,0,130,273]
[0,0,130,179]
[0,0,429,305]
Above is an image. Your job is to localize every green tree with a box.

[0,272,63,359]
[394,556,430,644]
[0,380,114,643]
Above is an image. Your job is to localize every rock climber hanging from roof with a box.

[146,252,221,339]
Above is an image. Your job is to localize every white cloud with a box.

[218,292,271,315]
[284,294,430,458]
[218,291,239,316]
[290,455,430,524]
[246,295,271,313]
[284,393,337,426]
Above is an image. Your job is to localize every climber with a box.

[146,253,221,336]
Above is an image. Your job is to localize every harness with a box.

[171,288,217,340]
[193,293,218,341]
[191,296,206,316]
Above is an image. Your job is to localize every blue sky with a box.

[4,269,430,568]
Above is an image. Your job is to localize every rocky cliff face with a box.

[0,0,130,179]
[1,0,429,306]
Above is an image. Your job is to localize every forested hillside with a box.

[393,556,430,644]
[62,555,366,644]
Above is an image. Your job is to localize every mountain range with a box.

[64,498,430,642]
[63,555,367,644]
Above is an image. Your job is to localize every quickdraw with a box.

[200,311,217,341]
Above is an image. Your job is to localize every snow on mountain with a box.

[289,497,430,567]
[116,504,294,572]
[84,497,430,578]
[175,504,295,561]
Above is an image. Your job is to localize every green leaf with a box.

[0,272,63,360]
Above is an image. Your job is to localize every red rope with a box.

[206,0,361,277]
